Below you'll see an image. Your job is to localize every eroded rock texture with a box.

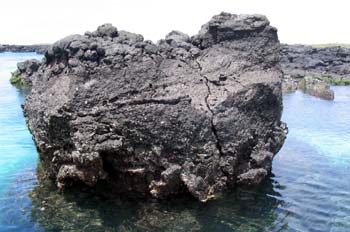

[10,59,41,88]
[24,13,287,201]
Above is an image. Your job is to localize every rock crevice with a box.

[196,60,224,158]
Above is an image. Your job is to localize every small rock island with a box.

[22,13,287,201]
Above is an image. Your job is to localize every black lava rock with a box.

[23,13,287,201]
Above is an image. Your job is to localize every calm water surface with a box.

[0,52,349,232]
[0,52,42,232]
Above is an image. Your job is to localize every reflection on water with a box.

[0,53,349,232]
[29,173,283,232]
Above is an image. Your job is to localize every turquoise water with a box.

[0,53,349,231]
[274,89,350,232]
[0,52,43,231]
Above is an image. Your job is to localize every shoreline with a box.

[0,44,49,54]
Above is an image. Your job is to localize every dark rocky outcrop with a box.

[298,76,335,100]
[282,75,335,100]
[23,13,287,201]
[10,59,41,88]
[280,44,350,100]
[0,44,49,54]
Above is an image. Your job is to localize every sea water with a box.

[0,52,43,232]
[0,52,349,232]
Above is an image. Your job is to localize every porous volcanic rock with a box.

[10,59,41,88]
[23,13,287,201]
[282,75,335,100]
[299,76,335,100]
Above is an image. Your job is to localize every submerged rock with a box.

[299,76,335,100]
[29,168,281,231]
[23,12,286,201]
[282,74,335,100]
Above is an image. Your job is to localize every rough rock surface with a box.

[298,76,335,100]
[24,13,287,201]
[10,59,41,87]
[282,75,335,100]
[0,44,49,54]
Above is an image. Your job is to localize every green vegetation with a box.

[9,72,31,88]
[311,43,350,48]
[311,75,350,86]
[330,79,350,85]
[284,85,294,93]
[298,78,306,89]
[301,75,350,86]
[328,79,350,86]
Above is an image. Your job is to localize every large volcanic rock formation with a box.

[23,13,287,201]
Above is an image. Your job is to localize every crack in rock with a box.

[113,96,191,108]
[195,60,224,156]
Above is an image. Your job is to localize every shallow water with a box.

[0,52,43,232]
[0,53,349,232]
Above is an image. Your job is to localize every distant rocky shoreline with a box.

[281,44,350,82]
[280,44,350,100]
[0,44,49,54]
